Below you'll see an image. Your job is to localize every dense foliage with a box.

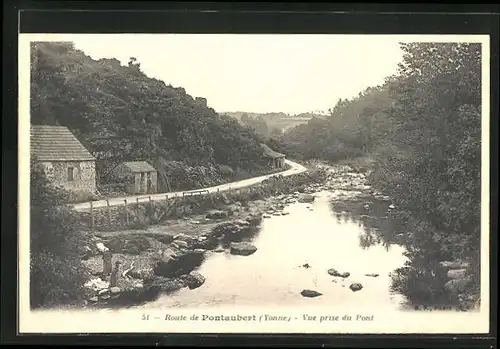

[277,42,482,308]
[371,43,482,307]
[30,160,89,308]
[30,42,267,191]
[274,86,393,162]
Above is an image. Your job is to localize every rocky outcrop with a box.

[230,242,257,256]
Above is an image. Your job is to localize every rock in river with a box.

[230,242,257,256]
[328,268,350,278]
[349,283,363,292]
[300,289,322,298]
[185,272,206,290]
[298,194,315,203]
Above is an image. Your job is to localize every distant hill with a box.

[30,42,268,191]
[223,111,327,136]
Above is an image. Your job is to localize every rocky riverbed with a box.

[80,166,330,308]
[80,162,479,310]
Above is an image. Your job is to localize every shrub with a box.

[30,161,89,308]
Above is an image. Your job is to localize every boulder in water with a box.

[230,242,257,256]
[185,272,206,290]
[298,194,315,203]
[349,283,363,292]
[328,268,350,278]
[300,289,322,298]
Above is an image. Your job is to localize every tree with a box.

[30,160,89,308]
[371,42,482,308]
[374,42,481,255]
[30,42,266,192]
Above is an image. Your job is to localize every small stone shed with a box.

[30,125,96,199]
[113,161,158,195]
[261,143,286,169]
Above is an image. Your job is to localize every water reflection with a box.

[328,191,474,311]
[330,195,402,252]
[141,190,408,310]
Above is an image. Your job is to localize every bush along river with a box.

[80,162,477,311]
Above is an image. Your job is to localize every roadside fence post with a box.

[124,199,129,226]
[107,199,111,227]
[90,201,95,230]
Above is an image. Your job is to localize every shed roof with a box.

[261,143,285,158]
[121,161,157,173]
[30,125,95,161]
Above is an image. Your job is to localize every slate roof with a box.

[261,143,285,158]
[30,125,95,161]
[121,161,157,173]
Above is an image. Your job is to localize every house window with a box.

[67,167,74,181]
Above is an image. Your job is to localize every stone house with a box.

[113,161,158,195]
[30,125,97,200]
[261,143,286,169]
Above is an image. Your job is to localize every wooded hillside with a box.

[30,42,268,191]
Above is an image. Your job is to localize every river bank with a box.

[80,163,327,308]
[79,159,480,311]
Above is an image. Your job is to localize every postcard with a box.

[18,33,490,334]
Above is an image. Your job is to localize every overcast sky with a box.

[65,35,404,114]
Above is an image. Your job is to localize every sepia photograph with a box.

[18,33,490,334]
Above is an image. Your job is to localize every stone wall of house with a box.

[150,172,158,193]
[113,165,157,194]
[41,160,96,199]
[132,172,158,194]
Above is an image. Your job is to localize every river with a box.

[140,189,409,310]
